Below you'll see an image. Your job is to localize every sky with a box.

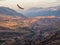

[0,0,60,11]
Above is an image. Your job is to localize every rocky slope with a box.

[0,16,60,45]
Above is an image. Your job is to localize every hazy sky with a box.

[0,0,60,10]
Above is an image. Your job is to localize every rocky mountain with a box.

[28,16,60,45]
[24,6,60,17]
[0,16,60,45]
[0,7,25,18]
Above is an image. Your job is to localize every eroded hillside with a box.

[0,16,60,45]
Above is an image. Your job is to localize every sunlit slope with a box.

[0,16,58,30]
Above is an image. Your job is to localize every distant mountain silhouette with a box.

[0,7,25,18]
[24,6,60,17]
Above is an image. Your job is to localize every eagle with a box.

[17,4,24,10]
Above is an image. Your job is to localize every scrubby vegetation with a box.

[0,16,60,45]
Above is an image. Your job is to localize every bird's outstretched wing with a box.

[17,4,24,10]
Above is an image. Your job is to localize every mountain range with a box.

[0,6,60,18]
[0,7,25,18]
[24,6,60,17]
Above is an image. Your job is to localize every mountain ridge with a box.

[0,7,26,18]
[24,6,60,17]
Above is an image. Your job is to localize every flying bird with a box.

[17,4,24,10]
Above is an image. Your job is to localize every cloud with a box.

[57,0,60,1]
[0,0,2,1]
[0,0,5,1]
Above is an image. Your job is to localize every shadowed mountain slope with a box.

[0,7,26,18]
